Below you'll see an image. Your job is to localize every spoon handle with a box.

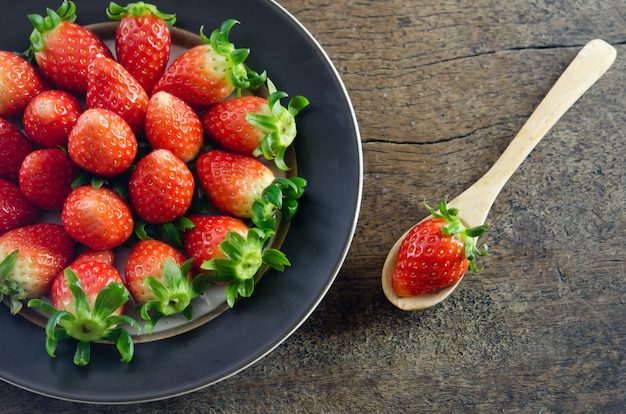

[449,39,617,227]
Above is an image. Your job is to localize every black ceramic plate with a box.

[0,0,362,403]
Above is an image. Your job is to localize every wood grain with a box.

[0,0,624,412]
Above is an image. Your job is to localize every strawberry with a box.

[18,148,79,211]
[106,1,176,94]
[0,118,33,181]
[183,215,249,273]
[0,51,49,119]
[0,178,41,235]
[195,149,307,230]
[50,261,127,316]
[0,223,74,314]
[201,80,309,171]
[22,89,83,148]
[391,198,489,297]
[67,108,138,177]
[27,0,113,94]
[29,259,139,366]
[153,19,266,111]
[125,239,188,304]
[183,215,290,307]
[128,149,195,224]
[125,239,208,332]
[62,185,134,250]
[195,149,275,218]
[86,57,149,133]
[144,91,203,163]
[73,249,115,266]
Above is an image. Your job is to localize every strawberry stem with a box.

[106,2,176,26]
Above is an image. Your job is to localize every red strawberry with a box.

[391,199,489,297]
[106,2,176,94]
[128,149,194,224]
[27,1,113,94]
[62,185,134,250]
[73,249,115,267]
[201,82,309,171]
[0,222,74,313]
[195,149,306,230]
[51,260,126,316]
[153,19,266,111]
[183,215,249,273]
[67,108,138,177]
[183,214,290,307]
[125,239,206,332]
[29,259,138,365]
[0,178,41,235]
[18,148,79,210]
[145,91,203,163]
[0,118,33,181]
[86,57,149,133]
[22,89,83,148]
[0,51,49,118]
[125,239,188,303]
[195,149,274,219]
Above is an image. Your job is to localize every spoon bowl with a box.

[382,39,617,311]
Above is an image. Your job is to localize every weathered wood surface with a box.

[1,0,624,412]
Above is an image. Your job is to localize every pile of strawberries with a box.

[0,1,308,365]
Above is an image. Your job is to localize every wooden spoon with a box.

[382,39,617,311]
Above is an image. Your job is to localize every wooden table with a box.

[1,0,624,412]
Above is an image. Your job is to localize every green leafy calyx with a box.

[135,258,211,333]
[106,2,176,26]
[200,228,291,307]
[247,79,310,171]
[199,19,267,93]
[135,217,196,250]
[0,250,28,314]
[27,0,77,54]
[252,177,307,231]
[27,269,140,366]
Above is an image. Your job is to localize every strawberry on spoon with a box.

[382,39,617,310]
[390,198,488,298]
